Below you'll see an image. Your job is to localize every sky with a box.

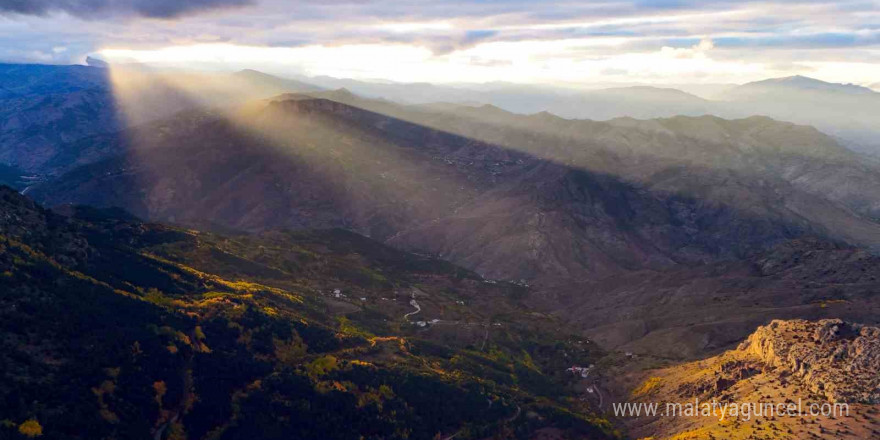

[1,0,879,86]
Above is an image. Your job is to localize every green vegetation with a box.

[0,186,614,440]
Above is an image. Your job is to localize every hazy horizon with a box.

[2,0,879,87]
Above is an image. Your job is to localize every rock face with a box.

[622,318,880,440]
[740,319,880,403]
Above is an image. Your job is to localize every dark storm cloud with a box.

[0,0,255,19]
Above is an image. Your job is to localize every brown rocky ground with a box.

[605,319,880,439]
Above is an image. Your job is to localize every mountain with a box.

[465,85,711,120]
[0,63,109,97]
[732,75,876,95]
[301,89,880,247]
[0,64,122,172]
[299,74,711,120]
[35,95,880,278]
[6,66,880,353]
[292,71,880,155]
[25,91,880,357]
[720,75,880,153]
[0,64,324,174]
[0,185,614,439]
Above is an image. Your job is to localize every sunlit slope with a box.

[0,186,615,440]
[615,319,880,439]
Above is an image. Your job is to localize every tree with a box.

[18,419,43,438]
[154,381,167,407]
[306,355,338,378]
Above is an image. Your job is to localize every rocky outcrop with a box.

[740,319,880,403]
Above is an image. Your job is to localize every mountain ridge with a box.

[23,93,880,356]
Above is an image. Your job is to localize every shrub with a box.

[18,419,43,438]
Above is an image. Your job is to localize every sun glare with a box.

[98,38,880,87]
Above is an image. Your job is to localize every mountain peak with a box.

[85,56,108,69]
[741,75,875,95]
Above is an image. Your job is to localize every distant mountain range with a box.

[271,69,880,156]
[731,75,876,95]
[719,75,880,155]
[3,62,879,171]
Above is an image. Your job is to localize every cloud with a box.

[0,0,255,19]
[1,0,879,85]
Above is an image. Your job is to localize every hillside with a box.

[616,319,880,439]
[719,76,880,150]
[0,185,615,439]
[0,64,323,174]
[23,92,880,357]
[553,238,880,358]
[239,71,880,155]
[33,94,880,279]
[0,64,121,172]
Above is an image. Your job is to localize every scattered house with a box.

[566,365,594,378]
[456,300,465,305]
[414,321,427,327]
[360,297,367,301]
